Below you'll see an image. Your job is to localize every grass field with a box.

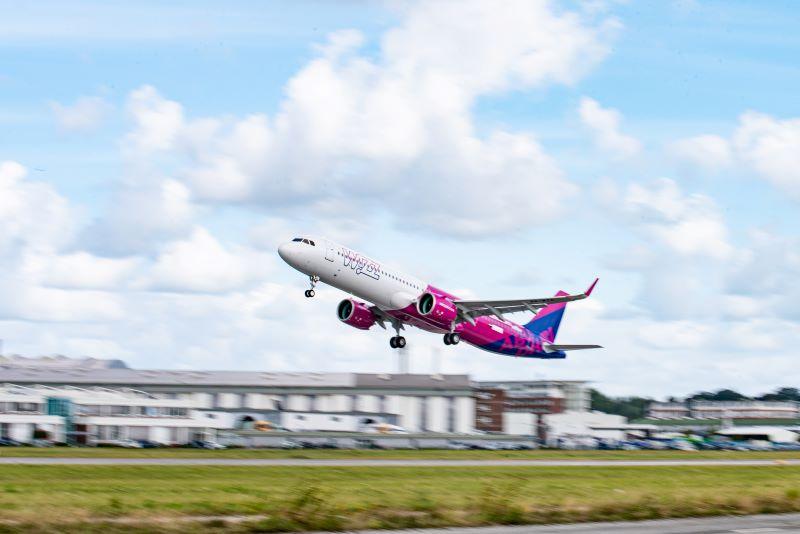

[1,464,800,532]
[3,446,800,460]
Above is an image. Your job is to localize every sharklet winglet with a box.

[585,277,599,297]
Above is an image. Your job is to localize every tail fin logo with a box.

[524,290,569,342]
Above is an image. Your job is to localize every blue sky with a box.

[1,0,799,398]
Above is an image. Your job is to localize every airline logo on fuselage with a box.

[342,248,381,280]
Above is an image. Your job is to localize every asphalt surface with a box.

[1,457,800,466]
[310,513,800,533]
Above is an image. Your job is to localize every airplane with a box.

[278,236,601,359]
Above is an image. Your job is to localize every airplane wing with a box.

[369,305,403,331]
[453,278,598,323]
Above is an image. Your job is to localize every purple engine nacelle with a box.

[416,292,458,330]
[336,298,376,330]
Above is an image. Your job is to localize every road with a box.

[1,457,799,466]
[310,513,800,533]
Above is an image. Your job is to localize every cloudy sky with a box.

[1,0,799,398]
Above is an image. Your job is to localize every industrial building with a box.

[0,356,623,445]
[0,356,475,436]
[648,400,800,420]
[473,379,590,434]
[0,383,232,444]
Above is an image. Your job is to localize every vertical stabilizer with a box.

[524,291,568,342]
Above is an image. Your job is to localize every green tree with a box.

[590,389,652,419]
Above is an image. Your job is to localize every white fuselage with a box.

[278,237,427,311]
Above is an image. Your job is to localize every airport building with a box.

[648,400,800,420]
[0,383,232,444]
[473,380,590,433]
[0,356,475,436]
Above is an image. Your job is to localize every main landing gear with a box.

[304,275,320,298]
[443,333,460,345]
[390,322,406,349]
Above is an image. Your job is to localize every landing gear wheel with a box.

[444,333,461,345]
[306,275,319,298]
[390,336,406,349]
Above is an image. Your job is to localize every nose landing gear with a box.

[304,275,320,298]
[443,333,460,345]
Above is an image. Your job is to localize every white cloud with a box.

[0,161,126,322]
[143,227,272,294]
[82,178,195,257]
[733,111,800,199]
[37,252,139,290]
[668,134,732,172]
[0,161,75,253]
[579,97,641,159]
[621,178,732,260]
[637,321,712,350]
[49,95,112,132]
[115,1,618,238]
[124,85,184,152]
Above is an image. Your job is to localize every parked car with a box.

[447,440,471,450]
[136,440,161,448]
[280,439,303,449]
[188,440,226,450]
[97,438,143,448]
[0,437,22,446]
[30,439,55,447]
[773,442,800,451]
[668,439,697,451]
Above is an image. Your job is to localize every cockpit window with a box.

[292,238,303,242]
[309,240,315,246]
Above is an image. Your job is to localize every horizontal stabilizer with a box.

[544,344,602,352]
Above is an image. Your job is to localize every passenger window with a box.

[292,238,302,242]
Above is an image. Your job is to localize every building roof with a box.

[355,373,470,389]
[475,380,589,386]
[0,366,471,390]
[0,355,128,370]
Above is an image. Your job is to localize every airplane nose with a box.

[277,242,293,263]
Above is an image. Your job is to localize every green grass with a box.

[1,464,800,532]
[2,446,800,460]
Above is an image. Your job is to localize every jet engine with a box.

[416,292,458,329]
[336,298,377,330]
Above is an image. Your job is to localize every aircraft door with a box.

[324,241,335,262]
